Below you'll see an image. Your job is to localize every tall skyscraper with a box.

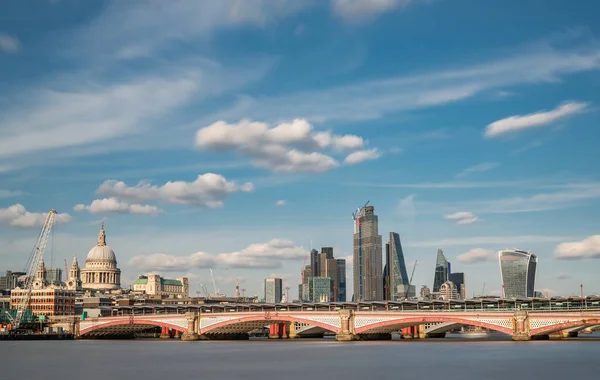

[448,272,466,299]
[319,248,338,299]
[264,278,282,303]
[385,232,414,300]
[432,249,450,292]
[336,258,347,302]
[499,250,537,298]
[310,249,319,278]
[353,205,383,301]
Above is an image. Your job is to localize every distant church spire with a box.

[97,222,106,246]
[71,254,79,268]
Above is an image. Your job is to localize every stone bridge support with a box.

[181,312,200,341]
[335,309,356,341]
[512,310,531,341]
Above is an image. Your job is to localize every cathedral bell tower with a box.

[67,254,82,291]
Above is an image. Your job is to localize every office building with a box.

[432,249,450,292]
[264,278,283,303]
[449,272,466,299]
[420,286,431,299]
[439,281,459,300]
[353,205,383,301]
[46,268,63,285]
[384,232,414,300]
[319,247,338,299]
[336,258,347,302]
[499,250,537,298]
[310,249,319,278]
[308,277,332,302]
[10,285,75,317]
[0,271,26,291]
[133,274,189,297]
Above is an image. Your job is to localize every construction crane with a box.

[209,269,220,297]
[64,258,69,281]
[351,200,370,233]
[405,260,418,299]
[481,282,486,297]
[12,209,57,330]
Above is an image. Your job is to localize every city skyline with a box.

[1,1,600,299]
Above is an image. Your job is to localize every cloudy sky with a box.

[1,0,599,299]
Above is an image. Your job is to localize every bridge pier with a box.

[511,310,531,341]
[288,322,298,339]
[159,326,171,339]
[269,323,281,339]
[181,312,200,341]
[280,322,289,339]
[335,309,357,341]
[549,330,578,339]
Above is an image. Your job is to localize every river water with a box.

[2,335,600,380]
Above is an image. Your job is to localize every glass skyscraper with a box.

[353,205,383,301]
[336,258,346,302]
[432,249,450,293]
[499,250,537,298]
[385,232,414,299]
[308,276,333,302]
[448,272,465,299]
[264,278,282,303]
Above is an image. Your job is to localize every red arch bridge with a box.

[63,308,600,341]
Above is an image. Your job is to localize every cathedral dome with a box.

[85,222,117,264]
[86,245,116,263]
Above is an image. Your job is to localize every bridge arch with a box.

[356,316,513,335]
[530,319,600,336]
[80,319,186,336]
[200,315,339,335]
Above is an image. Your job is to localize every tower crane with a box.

[209,269,220,296]
[64,258,69,281]
[12,209,57,330]
[405,260,418,299]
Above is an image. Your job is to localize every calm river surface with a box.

[2,335,600,380]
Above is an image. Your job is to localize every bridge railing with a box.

[102,302,600,317]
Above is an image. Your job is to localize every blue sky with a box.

[1,0,600,299]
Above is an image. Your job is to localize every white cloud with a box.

[208,36,600,124]
[556,272,570,280]
[75,0,309,60]
[407,235,572,248]
[0,204,71,228]
[484,101,589,138]
[128,239,306,270]
[0,73,198,159]
[275,200,287,206]
[74,198,161,215]
[343,148,381,165]
[394,182,600,215]
[555,235,600,260]
[456,248,496,264]
[445,211,480,225]
[0,33,20,53]
[331,0,422,22]
[195,119,376,173]
[0,190,23,198]
[455,162,500,178]
[97,173,253,208]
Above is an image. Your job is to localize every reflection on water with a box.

[1,334,599,380]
